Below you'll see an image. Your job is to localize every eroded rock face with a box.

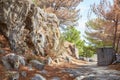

[0,0,60,56]
[0,0,80,66]
[64,41,79,59]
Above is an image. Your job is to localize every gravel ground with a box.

[63,62,120,80]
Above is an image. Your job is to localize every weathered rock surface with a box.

[1,53,25,69]
[0,0,60,57]
[0,0,81,66]
[80,75,120,80]
[0,49,5,54]
[64,41,79,59]
[51,77,61,80]
[40,70,48,74]
[30,60,45,70]
[0,2,82,80]
[8,71,19,80]
[21,71,27,78]
[31,74,46,80]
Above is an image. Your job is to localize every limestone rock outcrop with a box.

[64,41,79,59]
[0,0,80,67]
[0,0,60,56]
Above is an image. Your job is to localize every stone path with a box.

[62,62,120,80]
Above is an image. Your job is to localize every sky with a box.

[76,0,113,40]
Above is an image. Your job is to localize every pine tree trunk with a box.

[113,15,118,53]
[116,33,120,53]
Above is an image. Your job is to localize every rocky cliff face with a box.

[0,0,79,63]
[0,0,61,56]
[0,0,80,79]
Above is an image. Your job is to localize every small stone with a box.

[30,60,45,70]
[108,75,120,80]
[40,70,48,74]
[31,74,46,80]
[69,74,74,77]
[51,77,61,80]
[18,56,26,66]
[74,76,85,80]
[0,49,5,54]
[21,71,27,77]
[28,64,33,71]
[89,59,95,62]
[1,57,12,69]
[47,57,52,65]
[8,71,19,80]
[82,76,96,80]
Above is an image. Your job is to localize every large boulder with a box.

[1,53,25,70]
[64,41,79,59]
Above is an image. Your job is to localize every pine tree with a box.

[89,0,120,52]
[85,18,113,48]
[62,27,94,57]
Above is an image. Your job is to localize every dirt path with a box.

[62,62,120,80]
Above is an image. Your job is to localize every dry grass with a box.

[109,63,120,71]
[43,65,74,80]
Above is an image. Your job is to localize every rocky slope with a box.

[0,0,80,80]
[0,0,79,60]
[0,34,83,80]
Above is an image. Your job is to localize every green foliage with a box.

[63,27,81,43]
[85,18,112,48]
[32,0,37,5]
[82,45,95,57]
[32,0,35,2]
[84,18,114,57]
[62,26,94,57]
